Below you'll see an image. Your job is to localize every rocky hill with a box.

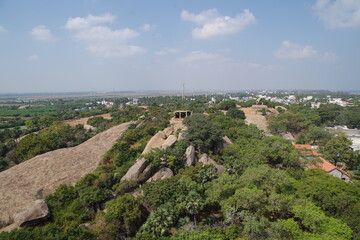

[0,121,133,231]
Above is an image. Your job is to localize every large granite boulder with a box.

[280,132,295,143]
[163,126,174,137]
[83,124,97,131]
[222,136,233,147]
[13,199,49,227]
[121,158,149,181]
[216,136,233,150]
[177,127,188,141]
[139,165,158,181]
[146,167,174,182]
[198,153,225,174]
[185,146,196,166]
[161,135,177,150]
[142,131,167,154]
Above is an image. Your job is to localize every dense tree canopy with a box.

[183,113,223,153]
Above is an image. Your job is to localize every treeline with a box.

[0,118,25,129]
[269,104,360,135]
[0,106,149,172]
[267,104,360,173]
[0,123,93,171]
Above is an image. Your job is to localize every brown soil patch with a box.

[240,108,272,136]
[130,142,141,149]
[64,113,112,127]
[0,121,133,230]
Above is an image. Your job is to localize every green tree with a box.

[105,194,143,235]
[295,169,360,237]
[268,111,320,135]
[183,114,223,153]
[320,134,355,167]
[87,116,110,130]
[292,201,352,239]
[218,100,237,110]
[139,203,176,237]
[296,126,333,145]
[178,190,205,226]
[227,108,245,119]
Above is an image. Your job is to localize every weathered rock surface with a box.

[222,136,233,147]
[14,199,49,227]
[177,126,188,141]
[139,165,157,180]
[216,136,233,150]
[0,121,133,231]
[163,126,174,137]
[185,146,196,166]
[142,131,167,154]
[146,167,174,182]
[161,135,177,150]
[121,158,149,181]
[198,153,225,174]
[280,132,295,143]
[84,124,97,131]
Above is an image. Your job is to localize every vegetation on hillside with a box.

[1,96,360,239]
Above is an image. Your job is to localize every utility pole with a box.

[182,82,185,100]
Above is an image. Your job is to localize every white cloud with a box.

[180,51,227,63]
[0,26,6,33]
[156,47,179,56]
[247,62,279,71]
[30,25,53,42]
[64,13,145,58]
[86,45,146,58]
[74,26,139,42]
[180,8,256,39]
[275,41,318,59]
[217,48,232,53]
[28,54,39,61]
[313,0,360,29]
[322,52,338,61]
[141,24,156,31]
[64,13,115,30]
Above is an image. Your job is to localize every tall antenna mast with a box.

[182,82,185,100]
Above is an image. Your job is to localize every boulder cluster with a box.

[121,124,229,183]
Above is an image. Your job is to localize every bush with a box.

[227,108,245,119]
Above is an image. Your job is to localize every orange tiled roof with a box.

[293,144,350,177]
[293,144,312,150]
[307,156,337,172]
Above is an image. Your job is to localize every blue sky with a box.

[0,0,359,93]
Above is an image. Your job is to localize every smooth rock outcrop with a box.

[0,121,132,231]
[142,131,167,154]
[146,167,174,182]
[185,146,196,166]
[139,165,158,180]
[161,135,177,150]
[198,153,225,174]
[121,158,149,181]
[14,199,49,227]
[163,126,174,137]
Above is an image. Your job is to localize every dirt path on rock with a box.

[64,113,112,127]
[240,108,272,136]
[0,121,133,231]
